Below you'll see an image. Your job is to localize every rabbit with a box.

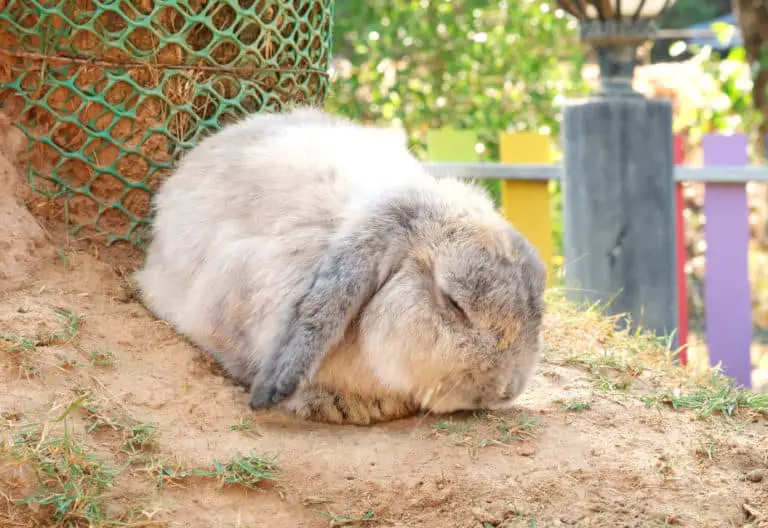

[134,106,547,425]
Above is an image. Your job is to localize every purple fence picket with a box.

[702,133,752,388]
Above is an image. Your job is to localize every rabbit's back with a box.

[153,109,425,241]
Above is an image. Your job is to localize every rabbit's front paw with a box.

[247,380,277,410]
[248,376,299,410]
[248,354,304,410]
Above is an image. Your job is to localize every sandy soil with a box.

[0,126,767,528]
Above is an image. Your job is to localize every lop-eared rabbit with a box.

[135,107,547,425]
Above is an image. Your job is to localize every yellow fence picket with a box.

[499,132,553,286]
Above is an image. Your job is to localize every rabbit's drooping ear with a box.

[248,194,429,410]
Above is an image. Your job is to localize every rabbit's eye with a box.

[443,292,470,324]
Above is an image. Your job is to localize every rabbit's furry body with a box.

[135,108,547,425]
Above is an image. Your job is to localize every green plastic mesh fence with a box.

[0,0,333,250]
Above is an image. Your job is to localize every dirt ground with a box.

[1,128,767,528]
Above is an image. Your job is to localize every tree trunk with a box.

[732,0,768,151]
[732,0,768,247]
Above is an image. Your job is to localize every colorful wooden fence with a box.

[424,130,768,389]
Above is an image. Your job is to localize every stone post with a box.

[561,84,679,348]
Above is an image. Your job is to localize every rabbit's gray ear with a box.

[249,195,429,410]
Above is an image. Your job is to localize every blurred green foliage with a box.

[326,0,589,159]
[671,36,761,157]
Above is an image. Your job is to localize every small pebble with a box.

[745,469,765,483]
[471,506,503,526]
[516,445,536,457]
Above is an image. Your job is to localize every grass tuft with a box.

[0,395,126,527]
[52,308,86,341]
[150,451,279,491]
[642,383,767,419]
[80,398,158,456]
[556,399,593,412]
[208,451,279,489]
[11,430,119,525]
[478,412,539,448]
[229,415,262,437]
[542,291,762,400]
[89,347,117,368]
[432,419,471,435]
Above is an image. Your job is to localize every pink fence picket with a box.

[702,133,752,388]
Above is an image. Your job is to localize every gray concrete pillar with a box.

[561,96,679,348]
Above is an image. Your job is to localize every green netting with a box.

[0,0,333,249]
